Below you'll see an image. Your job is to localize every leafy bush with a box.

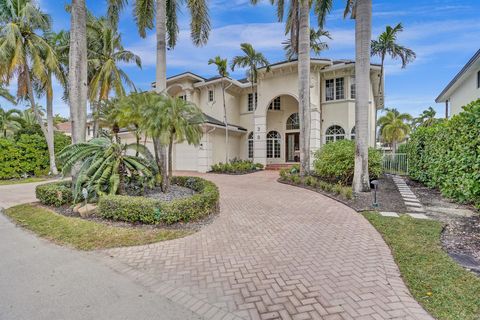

[98,176,219,224]
[407,99,480,208]
[36,181,73,207]
[210,158,263,174]
[0,133,71,179]
[313,140,382,185]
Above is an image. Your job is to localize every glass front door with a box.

[286,132,300,162]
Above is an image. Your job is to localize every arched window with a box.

[248,132,254,158]
[325,125,345,143]
[267,131,281,158]
[350,126,355,140]
[286,113,300,130]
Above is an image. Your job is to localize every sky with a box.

[6,0,480,117]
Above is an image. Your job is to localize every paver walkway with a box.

[105,171,433,320]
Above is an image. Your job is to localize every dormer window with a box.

[268,97,281,110]
[208,90,214,102]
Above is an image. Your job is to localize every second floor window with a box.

[248,93,257,111]
[477,71,480,89]
[325,77,345,101]
[350,76,356,99]
[208,90,214,102]
[179,94,187,101]
[268,97,281,110]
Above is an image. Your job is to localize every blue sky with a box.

[14,0,480,117]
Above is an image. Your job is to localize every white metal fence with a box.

[382,153,408,175]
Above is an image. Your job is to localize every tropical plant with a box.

[208,56,230,162]
[378,108,412,151]
[116,92,149,154]
[283,28,331,60]
[0,85,15,103]
[0,107,22,137]
[87,16,142,137]
[58,137,157,202]
[141,94,204,179]
[0,0,63,175]
[413,106,438,128]
[108,0,211,192]
[68,0,88,145]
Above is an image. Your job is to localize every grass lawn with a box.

[4,204,192,251]
[363,212,480,320]
[0,177,48,186]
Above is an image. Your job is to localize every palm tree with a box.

[87,17,142,137]
[116,92,148,154]
[0,0,62,175]
[208,56,230,163]
[0,107,22,137]
[58,137,156,201]
[283,28,331,60]
[378,108,412,151]
[0,85,15,103]
[142,94,204,179]
[371,23,416,98]
[108,0,210,191]
[68,0,88,144]
[413,107,437,127]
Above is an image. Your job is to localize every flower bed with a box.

[210,159,264,174]
[98,176,219,225]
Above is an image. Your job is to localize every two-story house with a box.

[436,49,480,116]
[123,58,383,172]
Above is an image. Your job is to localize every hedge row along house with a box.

[99,58,384,173]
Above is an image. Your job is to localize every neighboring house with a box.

[436,49,480,116]
[127,58,384,172]
[55,116,95,140]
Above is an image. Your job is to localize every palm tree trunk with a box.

[222,79,229,163]
[298,0,311,176]
[68,0,88,145]
[46,75,59,175]
[168,136,173,178]
[155,0,169,192]
[374,54,385,145]
[352,0,372,193]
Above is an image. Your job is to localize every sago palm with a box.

[378,108,412,151]
[58,137,157,202]
[142,94,204,179]
[0,107,22,137]
[208,56,230,162]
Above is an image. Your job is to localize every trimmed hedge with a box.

[98,176,219,224]
[313,140,382,185]
[407,99,480,208]
[0,133,71,179]
[36,181,73,207]
[211,159,264,174]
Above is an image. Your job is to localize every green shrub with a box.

[0,133,71,180]
[36,181,73,207]
[304,176,316,186]
[210,159,262,174]
[98,176,219,224]
[407,99,480,208]
[313,140,382,185]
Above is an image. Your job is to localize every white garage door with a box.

[174,142,198,171]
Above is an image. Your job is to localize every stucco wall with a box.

[449,69,480,115]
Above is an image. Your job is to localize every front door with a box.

[286,132,300,162]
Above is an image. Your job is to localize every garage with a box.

[174,142,199,171]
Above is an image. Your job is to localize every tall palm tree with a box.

[283,28,331,60]
[142,94,204,178]
[68,0,88,144]
[413,106,437,127]
[108,0,210,191]
[87,17,142,137]
[0,85,15,103]
[0,0,61,175]
[208,56,230,163]
[378,108,412,151]
[0,107,22,137]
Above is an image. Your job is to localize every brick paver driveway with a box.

[104,171,432,320]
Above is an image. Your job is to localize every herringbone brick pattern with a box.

[103,171,433,320]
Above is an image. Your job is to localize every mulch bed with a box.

[405,178,480,274]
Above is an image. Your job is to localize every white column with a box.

[309,103,321,170]
[253,115,267,166]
